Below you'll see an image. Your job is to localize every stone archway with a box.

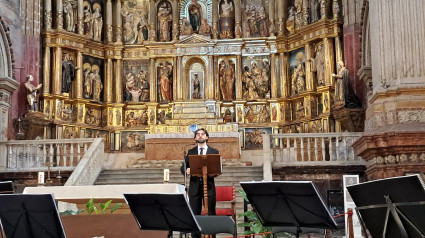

[358,0,372,100]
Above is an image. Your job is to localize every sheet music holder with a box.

[346,175,425,238]
[0,194,66,238]
[188,154,222,177]
[0,181,14,194]
[240,181,337,238]
[123,193,200,238]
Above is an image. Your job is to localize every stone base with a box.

[353,132,425,180]
[332,106,365,132]
[14,111,54,140]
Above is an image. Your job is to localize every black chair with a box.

[272,226,326,237]
[0,181,14,194]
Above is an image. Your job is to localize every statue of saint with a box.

[243,5,251,38]
[24,75,42,112]
[220,0,233,17]
[258,7,269,37]
[291,52,306,95]
[331,61,362,108]
[312,44,325,86]
[158,61,173,103]
[83,5,93,38]
[158,2,172,42]
[63,0,77,32]
[92,6,103,41]
[138,70,150,102]
[219,60,235,100]
[198,18,211,35]
[188,0,202,33]
[62,53,76,93]
[83,68,93,99]
[180,17,193,35]
[92,69,103,102]
[310,0,321,22]
[192,73,201,99]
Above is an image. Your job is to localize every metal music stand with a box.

[346,175,425,238]
[123,193,200,238]
[0,194,66,238]
[0,181,14,194]
[240,181,337,238]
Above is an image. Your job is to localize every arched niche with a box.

[0,16,14,80]
[180,0,213,26]
[182,57,207,100]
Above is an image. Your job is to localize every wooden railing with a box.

[262,133,364,181]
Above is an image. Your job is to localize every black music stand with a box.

[0,194,66,238]
[123,193,200,238]
[347,175,425,238]
[240,181,337,238]
[0,181,14,194]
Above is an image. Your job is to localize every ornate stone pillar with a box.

[269,0,275,36]
[173,57,177,100]
[281,53,289,97]
[320,0,327,19]
[77,0,84,34]
[75,52,83,99]
[323,37,334,86]
[172,0,179,41]
[52,47,63,95]
[43,47,51,94]
[234,0,242,38]
[305,43,314,91]
[236,55,242,99]
[149,58,156,102]
[104,59,113,103]
[334,37,343,63]
[206,55,214,99]
[212,0,218,39]
[115,0,122,43]
[114,59,123,103]
[149,1,156,42]
[277,0,285,36]
[176,56,182,100]
[106,0,113,42]
[44,0,52,29]
[270,53,277,98]
[56,0,63,30]
[353,0,425,180]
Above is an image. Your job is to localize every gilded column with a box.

[234,0,242,38]
[281,53,289,97]
[323,37,334,86]
[277,0,285,36]
[334,37,343,64]
[43,47,51,94]
[207,55,214,99]
[115,0,122,43]
[52,47,63,95]
[236,55,242,99]
[212,0,218,39]
[77,0,84,34]
[149,58,156,102]
[270,53,277,97]
[305,43,314,91]
[148,1,156,42]
[268,0,275,36]
[176,56,182,100]
[104,59,113,103]
[75,52,83,98]
[106,0,113,42]
[213,56,219,99]
[44,0,52,29]
[173,57,177,100]
[115,59,123,103]
[56,0,63,30]
[320,0,327,19]
[172,0,179,41]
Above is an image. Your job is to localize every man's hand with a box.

[186,168,190,175]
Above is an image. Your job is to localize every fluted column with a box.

[43,47,51,94]
[77,0,84,34]
[323,38,334,86]
[236,55,242,99]
[44,0,52,29]
[269,0,275,36]
[212,0,218,39]
[56,0,64,30]
[115,0,122,43]
[172,0,179,41]
[277,0,285,36]
[106,0,113,42]
[176,56,182,100]
[173,58,177,100]
[104,59,113,103]
[149,1,156,42]
[234,0,242,38]
[270,54,277,98]
[281,53,289,97]
[52,47,62,95]
[114,59,123,103]
[207,55,214,99]
[75,52,83,98]
[149,58,156,102]
[305,43,314,91]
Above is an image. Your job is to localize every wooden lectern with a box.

[189,154,222,214]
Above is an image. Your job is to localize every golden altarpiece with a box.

[40,0,361,151]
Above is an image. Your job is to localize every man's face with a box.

[195,130,208,143]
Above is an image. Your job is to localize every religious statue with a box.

[188,0,202,33]
[247,129,264,147]
[331,61,362,108]
[242,65,259,100]
[124,72,135,101]
[311,44,325,86]
[130,87,142,102]
[192,73,201,99]
[243,5,251,38]
[158,61,173,103]
[219,0,234,39]
[158,2,172,42]
[138,70,150,102]
[248,6,259,36]
[92,69,103,102]
[63,0,77,32]
[310,0,321,22]
[180,17,193,35]
[83,5,93,38]
[258,7,269,37]
[24,75,42,112]
[92,6,103,41]
[122,10,136,43]
[219,59,235,101]
[198,18,211,35]
[137,14,149,43]
[291,52,306,95]
[62,53,76,93]
[83,68,93,99]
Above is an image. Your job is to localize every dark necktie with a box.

[199,148,204,155]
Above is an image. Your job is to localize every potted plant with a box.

[238,190,272,238]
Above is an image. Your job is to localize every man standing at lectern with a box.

[181,129,219,230]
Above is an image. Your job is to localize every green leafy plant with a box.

[238,190,272,238]
[60,198,122,216]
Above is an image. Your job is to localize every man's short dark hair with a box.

[194,128,209,138]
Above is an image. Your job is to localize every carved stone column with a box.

[104,58,113,103]
[173,57,177,100]
[149,58,156,102]
[353,0,425,180]
[206,55,214,99]
[106,0,113,42]
[115,59,123,103]
[148,1,156,42]
[52,47,63,95]
[234,0,242,38]
[270,53,277,98]
[44,0,52,29]
[277,0,285,36]
[281,53,289,97]
[56,0,63,30]
[212,0,218,39]
[323,37,334,86]
[115,0,122,43]
[320,0,327,19]
[236,55,242,99]
[43,47,51,94]
[172,0,179,41]
[75,52,83,99]
[77,0,84,34]
[176,56,182,100]
[334,37,343,63]
[305,43,314,91]
[268,0,275,36]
